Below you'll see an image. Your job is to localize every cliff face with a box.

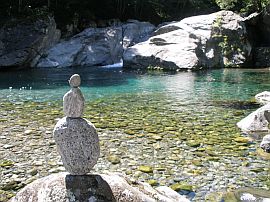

[0,16,60,69]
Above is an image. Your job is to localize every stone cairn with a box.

[53,74,100,175]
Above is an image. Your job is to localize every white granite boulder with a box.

[9,172,190,202]
[237,103,270,133]
[123,11,251,70]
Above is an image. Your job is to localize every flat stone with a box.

[3,144,14,149]
[138,165,153,173]
[53,117,100,175]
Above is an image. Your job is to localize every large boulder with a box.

[36,21,155,68]
[9,172,190,202]
[237,103,270,134]
[123,11,251,70]
[0,16,60,69]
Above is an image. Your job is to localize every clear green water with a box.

[1,67,270,103]
[1,67,270,201]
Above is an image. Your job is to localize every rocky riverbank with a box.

[2,7,270,70]
[1,93,269,201]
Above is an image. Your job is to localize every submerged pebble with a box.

[0,94,269,202]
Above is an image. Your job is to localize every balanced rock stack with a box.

[53,74,100,175]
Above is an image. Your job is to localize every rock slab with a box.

[53,117,100,175]
[9,172,190,202]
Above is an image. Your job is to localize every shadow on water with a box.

[0,66,141,89]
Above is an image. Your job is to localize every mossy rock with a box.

[0,190,15,202]
[205,192,223,202]
[147,179,158,186]
[170,183,193,191]
[138,165,153,173]
[234,137,252,144]
[107,155,121,164]
[0,160,14,168]
[187,140,201,147]
[257,148,270,160]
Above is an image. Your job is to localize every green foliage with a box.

[215,0,237,10]
[215,0,270,13]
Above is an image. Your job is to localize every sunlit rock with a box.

[124,11,251,70]
[237,103,270,133]
[9,172,190,202]
[255,91,270,105]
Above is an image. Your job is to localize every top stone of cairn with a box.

[63,74,85,118]
[69,74,81,88]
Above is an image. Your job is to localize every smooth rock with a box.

[138,165,154,173]
[123,10,251,70]
[36,21,155,68]
[69,74,81,88]
[260,134,270,153]
[255,91,270,105]
[53,117,100,175]
[237,103,270,133]
[9,172,190,202]
[63,88,84,118]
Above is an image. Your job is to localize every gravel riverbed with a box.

[0,95,270,201]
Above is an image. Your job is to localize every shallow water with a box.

[0,67,270,201]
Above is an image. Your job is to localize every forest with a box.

[0,0,269,30]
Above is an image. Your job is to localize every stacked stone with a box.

[53,74,100,175]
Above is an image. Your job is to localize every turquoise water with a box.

[1,67,270,104]
[1,67,270,201]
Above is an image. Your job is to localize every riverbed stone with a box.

[260,134,270,153]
